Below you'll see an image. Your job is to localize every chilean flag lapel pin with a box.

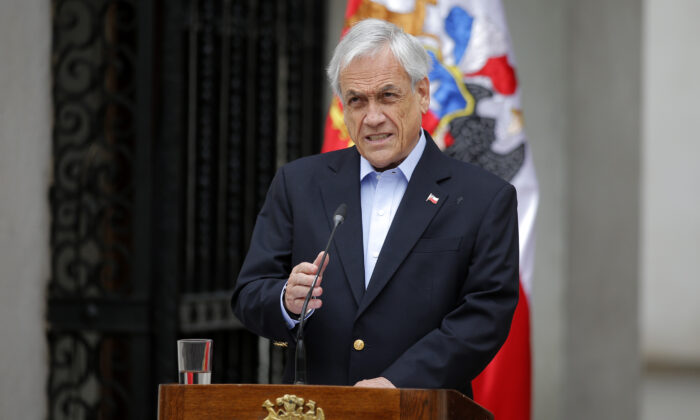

[426,193,439,204]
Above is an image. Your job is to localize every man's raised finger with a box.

[311,251,330,277]
[290,261,319,276]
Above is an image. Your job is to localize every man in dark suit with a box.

[231,18,519,396]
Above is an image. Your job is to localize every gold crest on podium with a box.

[262,394,325,420]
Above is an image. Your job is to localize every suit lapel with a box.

[357,138,451,318]
[320,148,365,306]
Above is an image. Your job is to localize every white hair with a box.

[326,19,431,97]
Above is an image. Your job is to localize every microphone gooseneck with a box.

[294,203,346,384]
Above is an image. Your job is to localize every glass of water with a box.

[177,339,212,384]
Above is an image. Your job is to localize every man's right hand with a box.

[283,251,329,316]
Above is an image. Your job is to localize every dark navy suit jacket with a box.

[232,134,519,396]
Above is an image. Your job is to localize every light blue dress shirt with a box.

[281,131,427,327]
[359,132,426,287]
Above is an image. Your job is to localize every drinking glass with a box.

[177,339,212,384]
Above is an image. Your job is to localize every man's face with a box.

[339,47,430,171]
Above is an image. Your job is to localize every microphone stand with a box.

[294,205,345,384]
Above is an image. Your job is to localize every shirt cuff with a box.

[280,282,314,329]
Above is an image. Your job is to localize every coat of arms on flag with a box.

[322,1,539,419]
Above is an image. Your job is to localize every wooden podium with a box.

[158,384,493,420]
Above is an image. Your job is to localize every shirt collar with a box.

[359,130,426,181]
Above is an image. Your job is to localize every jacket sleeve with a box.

[382,183,520,389]
[231,167,297,343]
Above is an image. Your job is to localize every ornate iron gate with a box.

[48,0,326,418]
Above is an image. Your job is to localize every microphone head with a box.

[333,203,347,226]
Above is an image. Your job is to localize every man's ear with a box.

[416,77,430,113]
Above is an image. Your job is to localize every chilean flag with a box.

[322,1,539,418]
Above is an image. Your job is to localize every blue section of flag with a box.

[428,50,468,118]
[445,7,473,64]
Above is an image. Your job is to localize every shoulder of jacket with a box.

[281,147,356,173]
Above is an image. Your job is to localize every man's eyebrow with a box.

[378,84,400,93]
[343,89,364,98]
[343,85,400,98]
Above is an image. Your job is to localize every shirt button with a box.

[353,339,365,351]
[377,210,384,216]
[372,251,379,258]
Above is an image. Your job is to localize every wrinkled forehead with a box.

[339,48,410,94]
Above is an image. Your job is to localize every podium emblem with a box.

[262,394,325,420]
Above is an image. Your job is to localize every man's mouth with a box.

[365,133,392,141]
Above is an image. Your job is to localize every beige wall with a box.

[0,1,51,419]
[565,0,642,417]
[641,1,700,416]
[642,0,700,366]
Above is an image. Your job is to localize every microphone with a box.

[294,203,347,384]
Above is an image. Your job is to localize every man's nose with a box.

[364,101,386,126]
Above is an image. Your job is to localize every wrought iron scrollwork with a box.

[50,0,137,300]
[49,0,140,419]
[48,332,131,420]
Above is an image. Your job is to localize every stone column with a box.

[0,2,51,419]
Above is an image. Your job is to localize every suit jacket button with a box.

[353,339,365,351]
